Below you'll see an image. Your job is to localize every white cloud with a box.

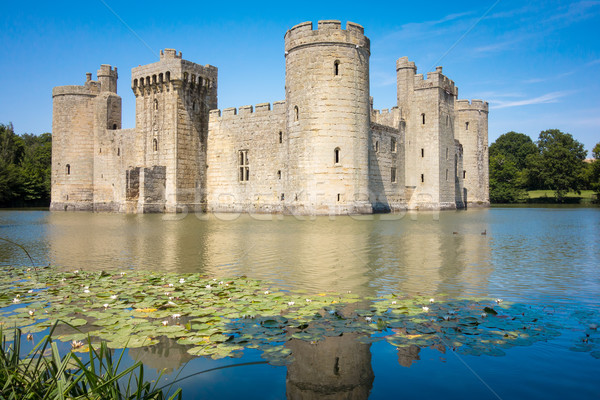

[490,91,571,109]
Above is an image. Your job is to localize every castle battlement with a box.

[52,84,99,98]
[413,66,457,95]
[131,49,217,96]
[455,99,489,112]
[209,101,285,120]
[284,20,369,53]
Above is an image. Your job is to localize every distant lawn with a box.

[527,190,597,204]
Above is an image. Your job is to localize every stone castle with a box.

[51,20,489,215]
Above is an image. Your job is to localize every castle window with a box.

[277,170,281,180]
[421,174,424,183]
[159,73,163,83]
[446,147,448,160]
[199,77,203,86]
[117,148,121,156]
[391,137,397,153]
[463,170,466,179]
[238,150,249,182]
[337,193,341,202]
[446,115,449,126]
[66,164,71,175]
[183,72,188,82]
[279,131,283,144]
[192,101,197,112]
[446,169,448,181]
[465,122,469,130]
[421,113,425,125]
[374,140,379,153]
[334,60,340,76]
[146,76,150,86]
[133,79,138,87]
[334,147,341,164]
[421,148,424,158]
[152,75,157,84]
[153,138,158,152]
[294,106,299,122]
[154,99,158,110]
[281,193,285,201]
[391,167,397,183]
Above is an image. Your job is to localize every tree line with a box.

[0,123,51,207]
[489,129,600,203]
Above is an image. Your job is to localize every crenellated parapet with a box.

[455,99,489,113]
[131,49,217,98]
[413,66,457,95]
[284,20,370,54]
[209,101,285,121]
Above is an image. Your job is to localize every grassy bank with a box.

[526,190,597,204]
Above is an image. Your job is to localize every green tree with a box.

[489,154,526,203]
[533,129,587,201]
[0,124,24,203]
[489,131,538,171]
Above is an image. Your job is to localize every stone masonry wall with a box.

[207,102,286,213]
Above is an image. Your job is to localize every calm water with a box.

[1,208,599,399]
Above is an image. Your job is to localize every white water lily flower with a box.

[429,298,435,303]
[103,304,109,309]
[16,294,20,298]
[110,295,118,300]
[228,298,232,301]
[288,301,295,306]
[27,268,32,272]
[422,306,430,312]
[168,283,174,287]
[205,285,212,289]
[120,272,126,276]
[162,320,168,326]
[495,298,503,304]
[71,340,84,349]
[225,283,229,287]
[27,290,33,293]
[392,301,397,305]
[365,316,372,322]
[13,298,20,304]
[26,334,33,341]
[172,314,181,319]
[28,310,34,316]
[168,296,174,300]
[74,270,79,274]
[83,289,90,293]
[306,299,312,302]
[61,278,66,282]
[219,281,224,285]
[264,291,270,295]
[167,301,176,306]
[213,278,217,281]
[481,312,488,318]
[179,278,185,284]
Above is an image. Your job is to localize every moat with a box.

[1,207,599,399]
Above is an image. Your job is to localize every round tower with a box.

[284,20,372,215]
[50,76,100,211]
[455,99,489,207]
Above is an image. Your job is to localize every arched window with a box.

[165,71,171,82]
[133,79,138,87]
[334,60,340,76]
[334,147,341,164]
[446,169,448,181]
[421,113,426,125]
[117,148,120,156]
[374,141,379,153]
[279,131,283,144]
[294,106,299,122]
[152,74,157,84]
[465,122,469,130]
[192,101,197,112]
[153,138,158,152]
[154,99,158,111]
[159,73,163,83]
[277,170,281,179]
[66,164,71,175]
[113,124,117,130]
[183,72,188,82]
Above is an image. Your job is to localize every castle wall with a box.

[368,123,406,212]
[206,102,286,213]
[455,100,489,206]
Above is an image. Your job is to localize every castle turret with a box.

[284,20,372,215]
[51,74,101,211]
[398,58,461,210]
[454,99,489,206]
[97,64,118,93]
[131,49,217,212]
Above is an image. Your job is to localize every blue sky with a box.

[1,0,598,152]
